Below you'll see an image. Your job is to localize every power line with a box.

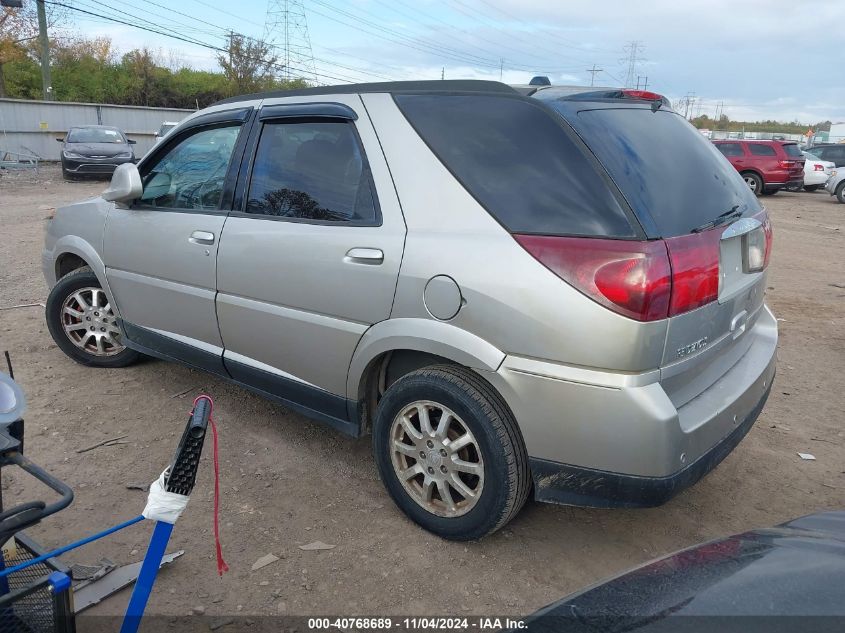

[45,0,362,85]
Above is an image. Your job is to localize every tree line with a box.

[690,113,831,135]
[1,4,307,108]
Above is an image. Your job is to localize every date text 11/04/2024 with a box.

[307,618,527,630]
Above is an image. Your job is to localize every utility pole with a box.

[36,0,52,100]
[499,58,503,81]
[441,67,444,80]
[586,64,602,87]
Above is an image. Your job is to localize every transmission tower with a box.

[621,41,645,89]
[264,0,317,84]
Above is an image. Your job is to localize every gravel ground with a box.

[0,165,843,619]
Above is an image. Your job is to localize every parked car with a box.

[807,143,845,167]
[56,125,136,180]
[802,151,835,191]
[154,121,180,145]
[825,167,845,203]
[42,81,777,540]
[712,139,805,195]
[516,511,845,632]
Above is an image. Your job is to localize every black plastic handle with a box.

[0,451,74,540]
[164,396,211,496]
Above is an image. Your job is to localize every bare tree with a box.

[217,33,278,96]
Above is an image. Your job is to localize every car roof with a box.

[69,125,121,130]
[713,139,796,144]
[214,79,517,105]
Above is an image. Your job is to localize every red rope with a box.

[193,396,229,576]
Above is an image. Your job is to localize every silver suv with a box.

[42,81,777,540]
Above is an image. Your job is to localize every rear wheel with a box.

[46,267,140,368]
[742,172,763,195]
[837,182,845,204]
[803,185,820,192]
[373,365,530,540]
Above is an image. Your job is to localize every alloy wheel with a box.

[389,400,484,518]
[60,287,125,356]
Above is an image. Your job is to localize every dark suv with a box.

[806,144,845,167]
[713,140,805,195]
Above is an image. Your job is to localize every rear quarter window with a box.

[393,94,635,237]
[715,142,744,157]
[782,143,802,157]
[749,144,776,156]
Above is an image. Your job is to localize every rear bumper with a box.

[481,305,777,508]
[765,175,803,191]
[529,377,772,508]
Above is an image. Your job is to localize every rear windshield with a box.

[550,105,762,237]
[67,127,125,144]
[782,143,802,157]
[394,94,635,237]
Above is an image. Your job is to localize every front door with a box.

[103,112,250,372]
[215,99,406,421]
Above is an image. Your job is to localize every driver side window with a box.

[139,124,241,210]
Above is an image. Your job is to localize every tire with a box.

[741,172,763,196]
[45,267,140,368]
[836,182,845,204]
[372,365,530,540]
[803,185,820,192]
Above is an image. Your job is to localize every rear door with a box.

[549,103,770,407]
[215,97,406,413]
[746,143,778,182]
[103,108,252,372]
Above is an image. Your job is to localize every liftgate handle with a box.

[163,396,211,496]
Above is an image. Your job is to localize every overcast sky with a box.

[69,0,845,123]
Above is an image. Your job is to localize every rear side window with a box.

[716,143,744,157]
[394,94,635,237]
[782,143,802,157]
[748,144,776,156]
[556,107,762,237]
[245,120,378,224]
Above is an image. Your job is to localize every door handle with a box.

[189,230,215,245]
[344,247,384,265]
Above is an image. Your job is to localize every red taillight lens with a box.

[664,229,721,316]
[620,89,663,101]
[814,163,824,171]
[514,235,671,321]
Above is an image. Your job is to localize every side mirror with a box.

[103,163,142,206]
[55,138,64,142]
[127,139,137,145]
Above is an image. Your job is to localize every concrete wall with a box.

[0,98,194,161]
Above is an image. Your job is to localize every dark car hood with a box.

[65,142,130,157]
[522,512,845,632]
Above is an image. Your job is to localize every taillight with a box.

[777,160,791,168]
[513,235,671,321]
[620,89,664,101]
[814,163,824,171]
[515,214,770,322]
[664,229,721,316]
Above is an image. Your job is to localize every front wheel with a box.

[373,365,530,540]
[45,267,140,368]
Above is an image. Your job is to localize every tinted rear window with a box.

[554,106,762,237]
[716,143,744,157]
[782,143,802,157]
[394,94,635,237]
[748,144,776,156]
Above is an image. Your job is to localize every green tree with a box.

[217,33,278,96]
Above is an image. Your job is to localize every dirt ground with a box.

[0,165,843,620]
